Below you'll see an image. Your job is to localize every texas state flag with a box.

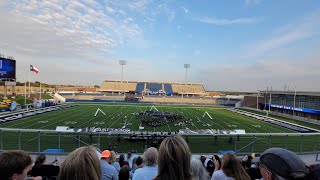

[30,65,39,74]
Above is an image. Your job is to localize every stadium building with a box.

[244,91,320,121]
[58,80,243,106]
[98,80,206,97]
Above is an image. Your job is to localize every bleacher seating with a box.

[98,80,206,95]
[171,84,205,94]
[100,81,137,92]
[135,82,145,93]
[164,83,173,93]
[146,83,162,92]
[141,96,216,104]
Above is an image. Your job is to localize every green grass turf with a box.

[1,104,319,153]
[0,104,293,133]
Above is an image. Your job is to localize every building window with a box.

[299,102,304,108]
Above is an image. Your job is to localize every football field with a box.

[0,103,293,133]
[1,103,320,153]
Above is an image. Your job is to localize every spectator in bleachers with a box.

[31,154,60,178]
[257,147,308,180]
[118,165,130,180]
[125,151,134,169]
[212,155,221,171]
[119,154,129,167]
[200,156,215,177]
[191,158,210,180]
[0,150,41,180]
[110,151,120,173]
[132,147,158,180]
[100,150,118,180]
[57,146,101,180]
[131,156,143,173]
[211,153,250,180]
[154,135,193,180]
[241,155,253,170]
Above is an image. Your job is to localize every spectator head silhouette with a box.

[258,147,308,180]
[119,165,130,180]
[220,153,250,180]
[57,146,101,180]
[0,150,32,180]
[110,150,117,164]
[35,154,46,167]
[154,135,192,180]
[101,150,111,163]
[191,158,209,180]
[143,147,158,166]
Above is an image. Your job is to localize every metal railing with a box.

[0,128,319,154]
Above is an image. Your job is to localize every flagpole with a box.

[28,66,30,97]
[24,81,27,106]
[265,86,268,110]
[268,86,272,112]
[293,87,296,116]
[40,82,41,99]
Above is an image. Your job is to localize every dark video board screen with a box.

[0,58,16,79]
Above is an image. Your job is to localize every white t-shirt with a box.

[211,170,235,180]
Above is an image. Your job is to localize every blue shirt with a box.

[110,162,120,173]
[211,170,234,180]
[132,165,158,180]
[100,159,118,180]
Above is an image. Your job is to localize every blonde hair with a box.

[57,146,101,180]
[191,158,209,180]
[221,153,250,180]
[110,151,117,164]
[143,147,158,166]
[154,135,192,180]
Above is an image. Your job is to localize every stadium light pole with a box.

[184,64,190,83]
[119,60,126,83]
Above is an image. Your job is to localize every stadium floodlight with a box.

[119,60,126,83]
[184,64,190,83]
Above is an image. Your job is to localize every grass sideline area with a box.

[0,103,319,153]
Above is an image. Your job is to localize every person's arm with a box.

[112,173,118,180]
[52,156,61,166]
[213,156,220,172]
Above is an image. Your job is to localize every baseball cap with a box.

[204,158,214,175]
[101,150,111,158]
[258,147,308,179]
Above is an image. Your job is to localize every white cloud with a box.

[105,6,116,14]
[248,9,320,56]
[197,55,320,91]
[157,4,175,22]
[181,6,189,13]
[0,0,142,64]
[197,16,261,25]
[128,0,149,9]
